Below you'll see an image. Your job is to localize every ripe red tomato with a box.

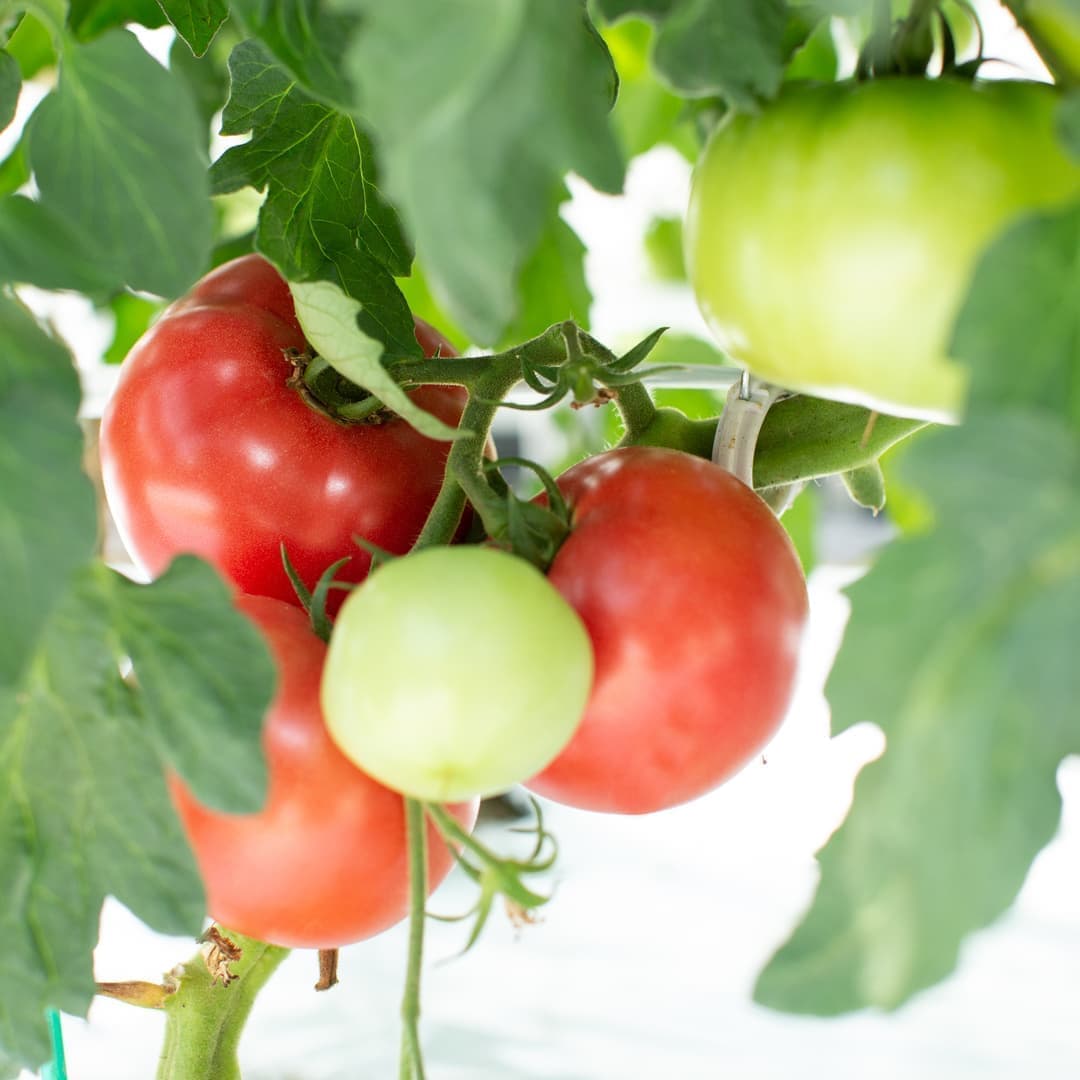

[526,447,808,815]
[168,595,478,948]
[100,254,465,612]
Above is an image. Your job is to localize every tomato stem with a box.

[155,930,288,1080]
[399,797,429,1080]
[610,380,657,441]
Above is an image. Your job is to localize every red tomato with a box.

[526,447,808,815]
[100,254,465,612]
[168,595,478,948]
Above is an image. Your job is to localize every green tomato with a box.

[321,546,593,802]
[685,78,1080,421]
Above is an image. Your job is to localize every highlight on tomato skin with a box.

[168,594,479,950]
[98,254,471,615]
[525,446,809,816]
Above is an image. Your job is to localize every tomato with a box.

[321,546,593,802]
[685,78,1080,421]
[99,254,466,613]
[168,595,478,948]
[525,447,807,815]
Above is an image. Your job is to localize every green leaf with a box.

[213,41,419,356]
[839,461,886,513]
[3,13,56,79]
[229,0,354,107]
[102,292,163,365]
[776,481,817,574]
[643,213,685,282]
[27,29,212,297]
[157,0,228,55]
[341,0,625,344]
[602,18,698,160]
[0,135,30,197]
[168,24,235,132]
[756,410,1080,1014]
[596,0,789,109]
[68,0,168,40]
[292,279,466,440]
[951,201,1080,432]
[0,50,19,132]
[0,1046,18,1079]
[0,194,120,292]
[498,196,592,348]
[0,298,97,687]
[0,557,272,1068]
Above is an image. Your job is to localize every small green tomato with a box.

[321,545,593,802]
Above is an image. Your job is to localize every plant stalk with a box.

[399,798,429,1080]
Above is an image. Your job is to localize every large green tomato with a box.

[321,546,593,802]
[686,78,1080,421]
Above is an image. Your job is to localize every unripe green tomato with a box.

[685,78,1080,421]
[321,546,593,802]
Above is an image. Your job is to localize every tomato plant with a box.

[525,447,808,815]
[5,0,1080,1077]
[321,545,594,802]
[169,593,478,949]
[99,255,468,613]
[685,77,1080,421]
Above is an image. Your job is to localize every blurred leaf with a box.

[341,0,624,344]
[652,386,724,418]
[0,195,119,292]
[0,298,97,686]
[952,201,1080,433]
[230,0,354,108]
[879,434,935,537]
[643,213,685,282]
[68,0,167,40]
[213,41,418,356]
[4,14,55,78]
[777,480,817,574]
[597,0,789,109]
[784,10,838,82]
[602,18,698,159]
[157,0,228,55]
[102,292,163,365]
[169,25,235,133]
[498,198,592,347]
[757,410,1080,1013]
[27,29,212,297]
[0,135,29,197]
[645,331,729,369]
[0,51,18,132]
[0,557,272,1067]
[292,279,465,440]
[396,261,470,354]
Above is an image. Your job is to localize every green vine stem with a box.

[399,798,429,1080]
[610,379,657,441]
[156,930,288,1080]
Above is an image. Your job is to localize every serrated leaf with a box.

[157,0,228,55]
[597,0,789,109]
[27,29,212,297]
[0,51,19,132]
[0,298,97,687]
[498,198,592,348]
[0,194,120,292]
[213,41,418,356]
[292,279,466,441]
[0,558,273,1068]
[756,411,1080,1014]
[98,557,273,813]
[341,0,624,344]
[229,0,354,108]
[951,201,1080,432]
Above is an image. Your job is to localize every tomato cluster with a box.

[101,254,808,947]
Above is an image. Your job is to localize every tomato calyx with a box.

[856,0,986,79]
[482,456,574,571]
[285,347,391,426]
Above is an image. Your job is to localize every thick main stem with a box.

[156,931,288,1080]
